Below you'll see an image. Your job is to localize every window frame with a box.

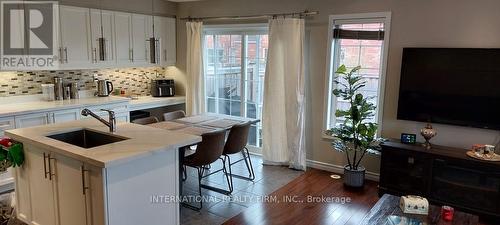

[322,12,392,139]
[202,24,268,148]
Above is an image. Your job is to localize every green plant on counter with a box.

[0,143,24,170]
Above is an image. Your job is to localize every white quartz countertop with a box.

[128,95,186,111]
[0,95,187,118]
[5,119,201,168]
[0,96,129,117]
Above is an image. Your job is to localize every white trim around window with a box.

[322,12,392,139]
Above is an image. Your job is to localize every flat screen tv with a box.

[397,48,500,130]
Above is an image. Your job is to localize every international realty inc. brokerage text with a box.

[151,195,352,204]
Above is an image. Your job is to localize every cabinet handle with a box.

[81,165,89,195]
[64,47,68,63]
[48,155,56,180]
[93,48,97,63]
[131,49,134,62]
[43,153,49,179]
[59,47,64,63]
[163,49,167,61]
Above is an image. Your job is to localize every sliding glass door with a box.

[203,27,268,147]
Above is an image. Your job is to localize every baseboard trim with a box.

[306,159,380,182]
[248,151,380,182]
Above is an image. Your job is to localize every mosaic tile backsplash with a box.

[0,67,171,97]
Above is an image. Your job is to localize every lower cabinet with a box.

[15,147,104,225]
[14,113,50,128]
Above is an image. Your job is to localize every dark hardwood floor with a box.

[224,168,495,225]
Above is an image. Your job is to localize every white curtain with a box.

[186,21,205,116]
[262,18,306,170]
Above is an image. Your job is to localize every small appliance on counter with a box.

[97,80,114,97]
[151,79,175,97]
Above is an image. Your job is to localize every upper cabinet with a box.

[57,6,176,70]
[153,17,176,67]
[114,12,133,65]
[59,6,93,69]
[164,17,177,66]
[131,14,153,65]
[90,9,115,65]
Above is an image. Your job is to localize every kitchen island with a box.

[5,119,200,225]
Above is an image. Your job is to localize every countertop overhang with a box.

[5,119,201,168]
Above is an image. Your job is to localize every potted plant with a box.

[0,138,24,172]
[326,65,382,188]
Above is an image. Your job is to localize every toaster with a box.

[151,79,175,97]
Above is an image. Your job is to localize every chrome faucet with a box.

[81,108,117,132]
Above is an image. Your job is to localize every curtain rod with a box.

[180,10,319,21]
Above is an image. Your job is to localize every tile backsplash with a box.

[0,67,170,97]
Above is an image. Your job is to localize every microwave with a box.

[151,79,175,97]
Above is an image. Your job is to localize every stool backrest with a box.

[188,129,226,166]
[223,122,251,155]
[132,116,159,125]
[163,110,186,121]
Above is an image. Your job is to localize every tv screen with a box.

[397,48,500,130]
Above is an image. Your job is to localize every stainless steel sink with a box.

[47,129,129,149]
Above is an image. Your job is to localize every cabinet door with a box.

[59,6,92,68]
[131,14,152,64]
[51,108,81,124]
[164,17,176,66]
[15,113,49,128]
[52,153,88,225]
[0,117,15,137]
[25,148,57,225]
[86,164,105,225]
[90,9,115,65]
[114,12,133,65]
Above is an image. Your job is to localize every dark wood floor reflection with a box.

[224,169,495,225]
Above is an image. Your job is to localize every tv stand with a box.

[379,140,500,218]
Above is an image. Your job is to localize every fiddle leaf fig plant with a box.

[326,65,383,170]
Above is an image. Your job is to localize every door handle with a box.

[59,47,64,63]
[48,155,56,180]
[81,165,89,195]
[93,48,97,63]
[43,153,49,179]
[64,47,68,63]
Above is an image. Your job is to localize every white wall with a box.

[173,0,500,174]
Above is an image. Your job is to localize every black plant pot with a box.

[343,165,366,188]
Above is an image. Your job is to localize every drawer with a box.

[0,117,15,136]
[83,103,129,114]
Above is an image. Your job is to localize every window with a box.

[324,13,391,135]
[203,25,268,147]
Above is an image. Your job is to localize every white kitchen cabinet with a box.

[131,13,153,65]
[14,113,49,128]
[114,12,133,65]
[15,149,105,225]
[53,153,94,225]
[59,6,93,69]
[152,16,176,67]
[0,117,15,137]
[51,108,81,123]
[164,17,177,66]
[21,147,57,225]
[90,9,115,65]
